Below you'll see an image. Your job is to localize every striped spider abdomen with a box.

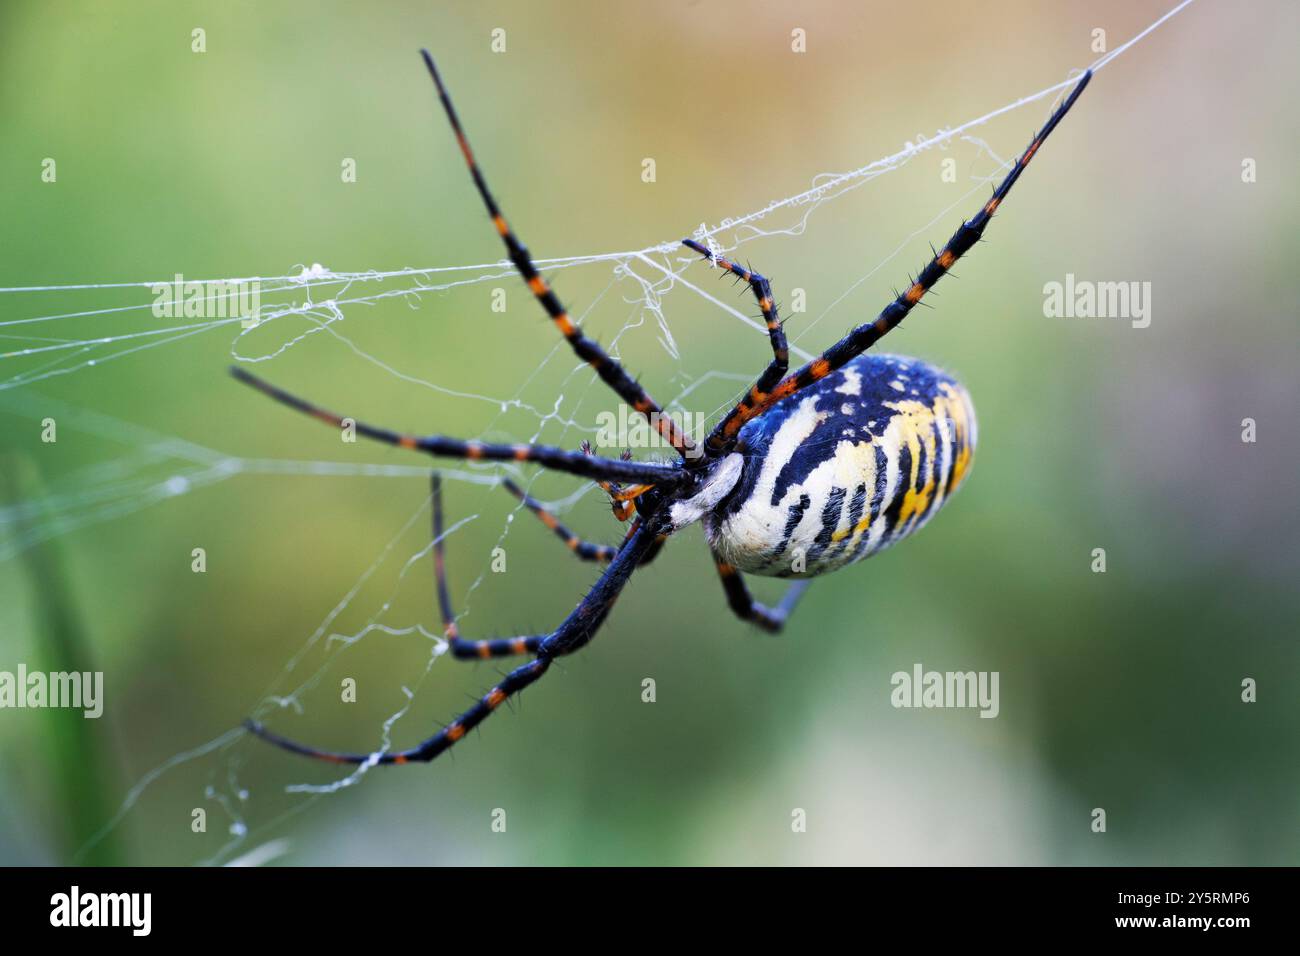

[705,353,977,578]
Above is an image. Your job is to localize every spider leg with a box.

[500,477,617,563]
[245,505,670,765]
[705,70,1092,452]
[430,473,543,660]
[712,555,810,633]
[580,441,637,521]
[420,51,698,461]
[638,533,669,567]
[680,241,788,458]
[430,474,622,663]
[230,366,683,487]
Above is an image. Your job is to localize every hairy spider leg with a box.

[244,506,670,765]
[499,477,618,563]
[431,473,545,660]
[501,474,668,563]
[420,50,697,461]
[430,473,629,661]
[680,241,790,458]
[230,366,683,487]
[639,533,670,567]
[705,69,1092,451]
[581,441,637,521]
[712,555,811,633]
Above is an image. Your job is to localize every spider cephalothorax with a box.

[237,52,1091,766]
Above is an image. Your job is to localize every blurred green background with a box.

[1,0,1296,865]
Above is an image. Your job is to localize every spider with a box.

[237,51,1092,766]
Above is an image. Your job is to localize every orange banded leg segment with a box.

[713,556,811,634]
[681,240,790,456]
[429,473,550,661]
[450,635,546,660]
[230,366,683,488]
[501,478,617,563]
[420,51,696,461]
[705,69,1093,451]
[244,656,552,765]
[244,504,671,766]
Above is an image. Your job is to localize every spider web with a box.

[0,1,1196,866]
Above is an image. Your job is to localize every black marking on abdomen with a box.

[918,417,949,525]
[847,446,891,563]
[881,439,913,540]
[945,419,968,496]
[812,486,847,556]
[843,483,867,536]
[822,482,867,566]
[768,492,811,565]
